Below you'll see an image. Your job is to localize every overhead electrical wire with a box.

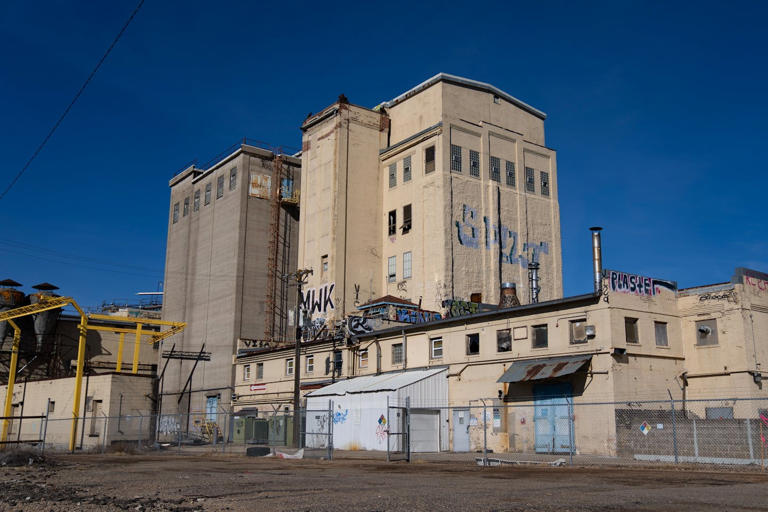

[0,0,146,202]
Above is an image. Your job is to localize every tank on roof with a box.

[28,282,61,352]
[0,279,25,342]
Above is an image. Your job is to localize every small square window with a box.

[172,202,179,224]
[183,197,189,217]
[625,317,639,344]
[497,329,511,352]
[388,210,397,236]
[217,175,225,199]
[506,161,516,187]
[696,319,718,346]
[204,183,211,205]
[425,146,435,173]
[256,362,264,380]
[540,171,550,197]
[243,364,251,381]
[388,256,396,283]
[229,167,237,191]
[306,355,314,374]
[389,163,397,188]
[286,358,294,376]
[403,251,412,279]
[493,95,501,104]
[402,204,412,234]
[655,321,669,347]
[450,144,462,173]
[403,156,412,182]
[532,324,548,348]
[570,319,588,344]
[321,255,328,277]
[193,190,200,211]
[490,156,501,182]
[359,349,369,368]
[469,150,480,177]
[466,333,480,355]
[431,337,443,359]
[392,343,403,365]
[48,401,55,413]
[525,167,535,193]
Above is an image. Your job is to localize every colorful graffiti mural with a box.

[607,270,676,296]
[395,308,442,323]
[455,204,549,267]
[442,299,478,318]
[346,316,374,336]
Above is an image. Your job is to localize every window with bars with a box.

[403,156,411,182]
[450,144,462,172]
[540,171,550,196]
[172,202,179,224]
[425,145,435,173]
[506,161,515,187]
[193,190,200,211]
[388,210,397,236]
[183,197,189,217]
[229,167,237,191]
[388,256,396,282]
[204,183,211,205]
[525,167,535,192]
[403,251,412,279]
[402,204,412,233]
[392,343,403,365]
[469,150,480,177]
[389,163,397,188]
[490,156,501,182]
[217,175,224,199]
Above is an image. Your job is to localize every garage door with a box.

[410,410,440,452]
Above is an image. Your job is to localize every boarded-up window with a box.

[490,156,501,182]
[469,150,480,177]
[425,146,435,173]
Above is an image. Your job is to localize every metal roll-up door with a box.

[410,410,440,452]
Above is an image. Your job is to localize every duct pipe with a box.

[590,227,603,295]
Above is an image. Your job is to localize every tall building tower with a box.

[298,74,562,322]
[162,143,300,418]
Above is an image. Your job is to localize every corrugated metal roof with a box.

[496,354,592,383]
[307,368,447,397]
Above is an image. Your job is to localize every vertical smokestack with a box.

[528,257,540,304]
[590,227,603,295]
[499,283,520,308]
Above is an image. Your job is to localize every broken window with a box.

[497,329,511,352]
[402,204,412,233]
[388,210,397,236]
[570,319,588,344]
[540,171,550,196]
[425,145,435,173]
[466,333,480,355]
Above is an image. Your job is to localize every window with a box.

[256,362,264,380]
[431,337,443,359]
[306,355,314,374]
[532,324,548,348]
[193,190,200,211]
[706,407,734,419]
[286,358,294,375]
[388,210,397,236]
[216,175,225,199]
[469,150,480,177]
[525,167,535,192]
[359,349,369,368]
[204,183,211,205]
[490,156,501,182]
[540,171,550,196]
[466,333,480,355]
[243,364,251,381]
[570,319,588,344]
[403,251,412,279]
[403,156,412,182]
[450,144,462,172]
[392,343,403,365]
[388,256,396,282]
[321,255,328,277]
[497,329,511,352]
[172,202,179,223]
[183,197,189,217]
[425,145,435,173]
[48,401,55,413]
[402,204,412,233]
[655,321,669,347]
[506,161,515,187]
[229,167,237,191]
[696,319,718,346]
[389,163,397,188]
[625,317,639,344]
[493,95,501,104]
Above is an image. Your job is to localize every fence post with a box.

[41,408,49,457]
[692,418,699,460]
[177,413,182,454]
[567,396,574,466]
[138,414,143,451]
[102,415,108,453]
[328,400,334,461]
[386,396,390,463]
[405,396,411,463]
[668,390,679,464]
[37,411,45,456]
[747,418,754,462]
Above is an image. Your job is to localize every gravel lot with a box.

[1,451,768,511]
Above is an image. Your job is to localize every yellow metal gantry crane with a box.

[0,296,185,452]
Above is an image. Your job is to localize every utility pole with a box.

[290,268,313,448]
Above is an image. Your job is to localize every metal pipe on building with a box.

[590,227,603,295]
[528,259,540,304]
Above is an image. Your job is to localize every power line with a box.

[0,0,146,202]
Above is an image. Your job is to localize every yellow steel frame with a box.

[0,297,185,452]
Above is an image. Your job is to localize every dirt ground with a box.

[2,452,768,511]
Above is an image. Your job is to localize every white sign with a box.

[250,384,266,391]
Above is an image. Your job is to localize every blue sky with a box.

[1,0,767,309]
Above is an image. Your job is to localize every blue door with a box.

[534,383,574,454]
[206,396,218,423]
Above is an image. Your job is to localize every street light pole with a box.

[291,268,312,448]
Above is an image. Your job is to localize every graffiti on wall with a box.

[158,415,180,435]
[608,270,676,296]
[333,408,349,425]
[346,316,374,336]
[699,289,737,303]
[455,204,549,268]
[395,308,442,323]
[442,299,478,318]
[300,282,335,315]
[745,276,768,293]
